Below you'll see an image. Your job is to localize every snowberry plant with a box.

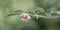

[7,7,60,30]
[7,7,60,20]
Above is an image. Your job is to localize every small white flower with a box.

[20,13,31,21]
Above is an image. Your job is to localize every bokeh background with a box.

[0,0,60,30]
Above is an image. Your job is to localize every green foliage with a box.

[0,0,60,30]
[7,10,24,16]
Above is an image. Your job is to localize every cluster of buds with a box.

[20,13,31,21]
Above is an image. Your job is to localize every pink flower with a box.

[20,13,31,21]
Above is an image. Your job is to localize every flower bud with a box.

[20,13,31,21]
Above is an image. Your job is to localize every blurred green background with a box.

[0,0,60,30]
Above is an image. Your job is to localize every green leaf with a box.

[28,7,44,12]
[13,10,24,14]
[27,7,45,15]
[7,10,24,16]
